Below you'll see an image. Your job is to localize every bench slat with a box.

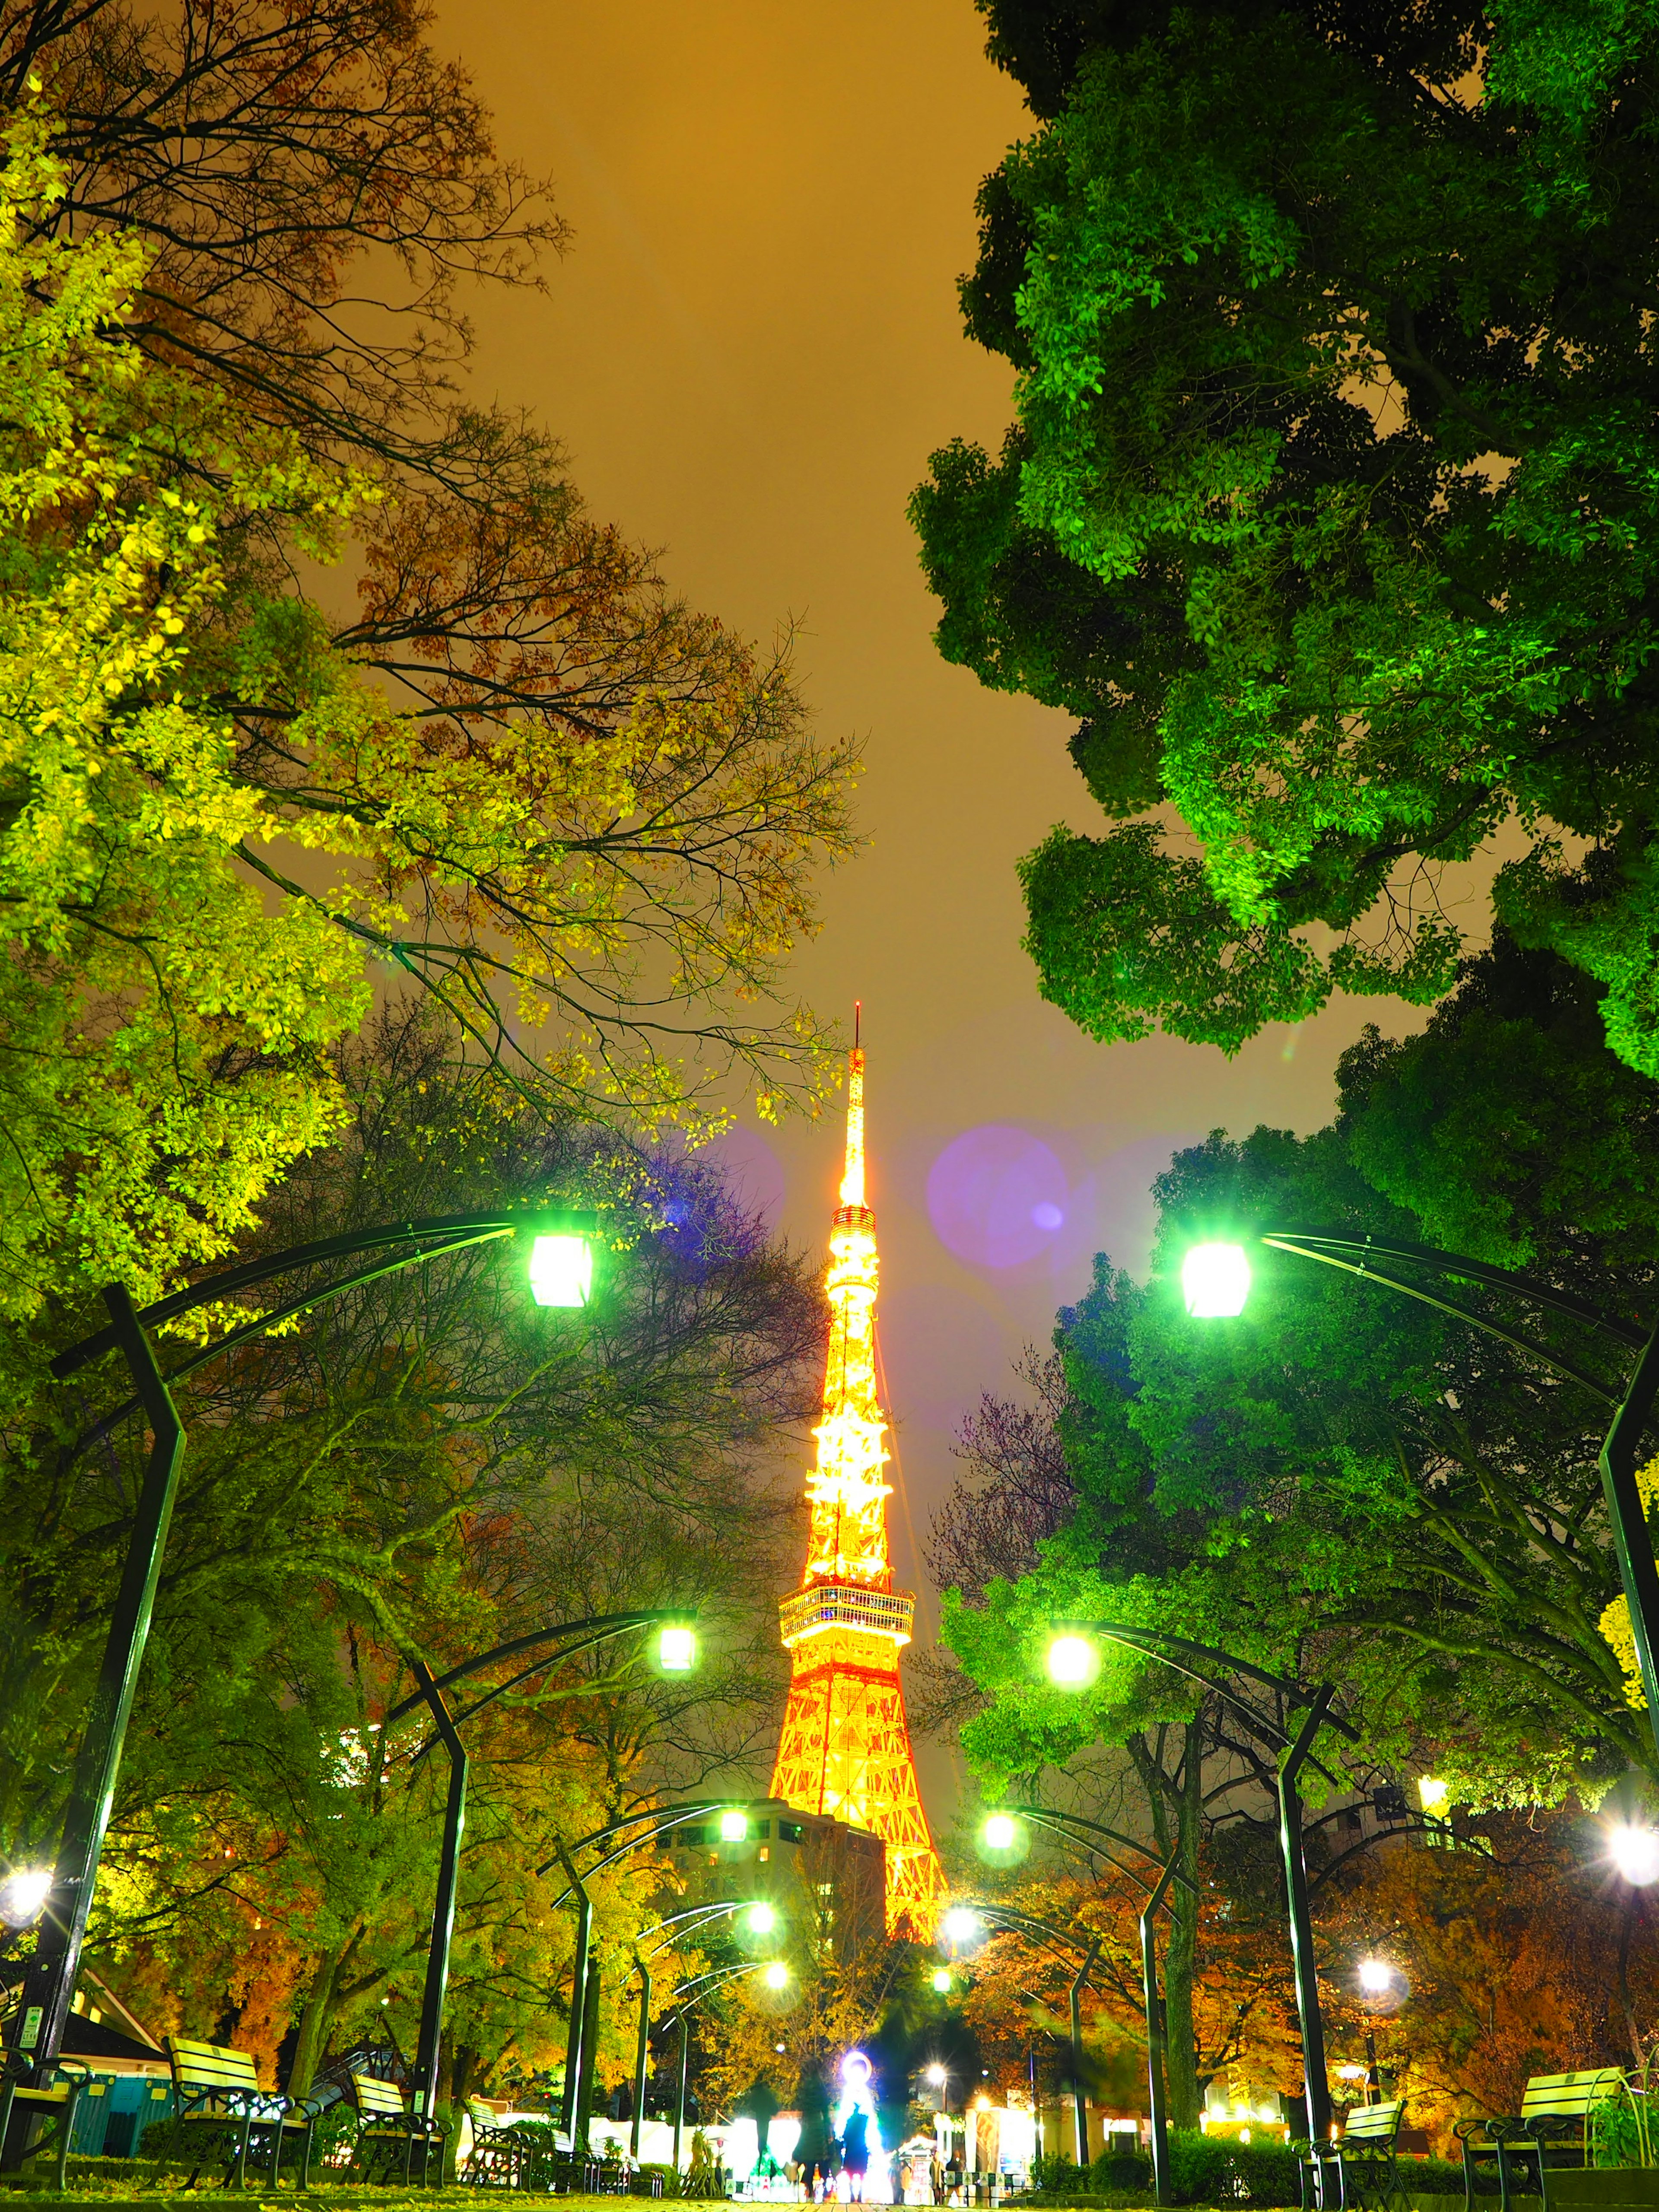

[167,2037,264,2094]
[1342,2101,1404,2141]
[353,2075,409,2117]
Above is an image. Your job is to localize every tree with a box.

[3,0,566,486]
[0,95,375,1325]
[0,93,856,1331]
[1,1007,826,2096]
[912,0,1659,1069]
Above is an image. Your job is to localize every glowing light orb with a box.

[1357,1958,1394,1996]
[1047,1634,1100,1688]
[528,1233,592,1308]
[841,2050,872,2087]
[0,1867,52,1926]
[658,1625,697,1674]
[982,1813,1018,1851]
[1181,1243,1251,1319]
[746,1902,777,1934]
[763,1961,789,1990]
[931,1969,951,1993]
[942,1907,981,1944]
[719,1808,749,1842]
[1610,1823,1659,1885]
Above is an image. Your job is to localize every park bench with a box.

[1300,2098,1405,2212]
[344,2069,446,2189]
[0,2059,97,2190]
[1455,2067,1628,2212]
[158,2035,320,2190]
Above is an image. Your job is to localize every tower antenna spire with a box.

[770,1019,944,1937]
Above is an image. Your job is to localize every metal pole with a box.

[576,1953,601,2153]
[1600,1319,1659,1764]
[674,2012,690,2177]
[559,1866,593,2137]
[1363,2032,1379,2106]
[1139,1843,1181,2207]
[4,1287,183,2145]
[1068,1943,1097,2167]
[410,1664,468,2123]
[1279,1693,1335,2149]
[631,1959,652,2161]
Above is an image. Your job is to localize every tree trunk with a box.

[1161,1722,1205,2129]
[286,1943,347,2097]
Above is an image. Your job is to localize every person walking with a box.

[795,2081,834,2202]
[839,2104,871,2205]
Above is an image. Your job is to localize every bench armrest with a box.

[1454,2120,1500,2144]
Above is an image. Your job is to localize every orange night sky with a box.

[438,0,1428,1830]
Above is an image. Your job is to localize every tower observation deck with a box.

[768,1022,945,1937]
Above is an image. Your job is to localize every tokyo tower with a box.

[769,1014,945,1937]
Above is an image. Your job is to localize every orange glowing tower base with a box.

[769,1019,945,1938]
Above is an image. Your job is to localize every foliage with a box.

[0,95,856,1332]
[915,0,1659,1068]
[0,96,375,1322]
[943,947,1659,1801]
[1,1011,821,2095]
[3,0,565,486]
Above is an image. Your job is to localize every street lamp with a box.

[1042,1621,1354,2149]
[971,1803,1197,2203]
[1179,1228,1659,1765]
[5,1206,601,2117]
[659,1962,791,2177]
[939,1899,1112,2176]
[1357,1959,1394,1998]
[379,1608,699,2122]
[931,1969,953,1994]
[627,1900,785,2161]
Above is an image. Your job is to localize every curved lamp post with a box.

[626,1901,779,2160]
[659,1961,789,2177]
[380,1610,699,2121]
[941,1902,1101,2174]
[1181,1230,1659,1762]
[535,1801,748,2145]
[971,1808,1197,2202]
[5,1208,599,2112]
[1042,1623,1357,2149]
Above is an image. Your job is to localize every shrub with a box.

[1168,2128,1302,2206]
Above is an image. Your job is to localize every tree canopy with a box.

[914,0,1659,1066]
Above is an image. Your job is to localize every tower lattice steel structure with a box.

[769,1026,945,1937]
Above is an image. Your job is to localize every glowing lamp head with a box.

[1357,1958,1393,1996]
[1046,1634,1100,1689]
[719,1808,749,1843]
[1417,1776,1450,1816]
[942,1907,981,1945]
[1182,1242,1252,1318]
[1609,1821,1659,1886]
[745,1903,777,1935]
[762,1961,789,1991]
[529,1233,593,1309]
[982,1813,1018,1851]
[658,1623,697,1674]
[927,2065,947,2088]
[841,2050,873,2088]
[0,1866,52,1926]
[931,1968,952,1994]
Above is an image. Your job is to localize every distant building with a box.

[663,1796,886,1959]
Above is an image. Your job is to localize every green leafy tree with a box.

[944,940,1659,1851]
[914,0,1659,1067]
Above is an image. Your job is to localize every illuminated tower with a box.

[769,1018,945,1937]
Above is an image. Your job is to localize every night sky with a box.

[442,0,1429,1828]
